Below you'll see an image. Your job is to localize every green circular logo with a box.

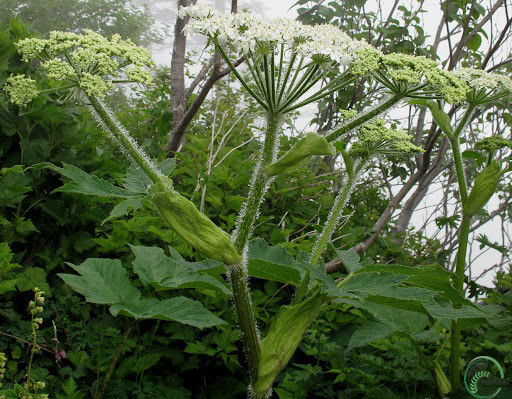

[464,356,505,398]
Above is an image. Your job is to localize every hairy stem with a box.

[310,166,361,266]
[230,112,281,390]
[450,214,471,387]
[233,113,281,250]
[227,263,261,385]
[325,94,403,142]
[447,105,476,387]
[96,323,135,399]
[86,94,163,185]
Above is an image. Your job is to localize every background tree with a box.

[0,0,161,45]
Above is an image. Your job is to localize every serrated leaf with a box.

[423,300,491,322]
[58,258,140,304]
[335,248,364,273]
[340,272,436,301]
[347,321,395,352]
[110,296,224,329]
[344,296,429,335]
[123,158,175,193]
[130,245,230,294]
[247,238,302,285]
[116,353,162,377]
[16,267,51,295]
[354,264,463,302]
[102,196,144,224]
[0,279,18,295]
[40,162,139,198]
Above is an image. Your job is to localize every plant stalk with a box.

[309,167,360,266]
[233,112,281,250]
[229,112,282,389]
[447,105,476,388]
[325,94,403,142]
[449,214,471,388]
[86,94,163,185]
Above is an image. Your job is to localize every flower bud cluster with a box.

[359,53,468,103]
[6,30,155,106]
[29,287,45,330]
[0,352,6,388]
[475,135,512,154]
[4,74,38,106]
[349,119,424,158]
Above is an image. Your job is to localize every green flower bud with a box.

[432,360,451,397]
[464,161,502,217]
[253,286,327,394]
[150,182,242,265]
[265,133,335,177]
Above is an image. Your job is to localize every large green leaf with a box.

[16,267,51,295]
[423,300,492,322]
[340,272,437,301]
[110,297,224,329]
[59,258,140,304]
[102,197,144,224]
[123,159,175,193]
[335,248,367,273]
[40,162,141,198]
[344,296,429,336]
[130,245,230,294]
[353,264,463,302]
[347,321,396,352]
[246,238,303,285]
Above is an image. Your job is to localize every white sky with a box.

[143,0,510,288]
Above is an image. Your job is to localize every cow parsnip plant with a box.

[4,6,502,398]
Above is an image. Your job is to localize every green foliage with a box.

[58,248,225,329]
[0,0,162,46]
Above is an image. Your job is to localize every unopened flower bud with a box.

[150,183,242,265]
[265,133,335,176]
[464,161,502,217]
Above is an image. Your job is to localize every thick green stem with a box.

[446,107,476,387]
[449,213,472,387]
[233,113,282,251]
[325,94,403,142]
[86,94,163,185]
[227,263,261,385]
[450,137,468,204]
[230,112,282,390]
[309,167,361,266]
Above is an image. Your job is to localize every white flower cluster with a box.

[178,5,372,69]
[453,68,512,94]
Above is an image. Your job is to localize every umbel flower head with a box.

[178,5,378,114]
[452,68,512,104]
[349,119,424,159]
[178,4,373,70]
[475,135,512,154]
[5,30,154,106]
[355,52,469,103]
